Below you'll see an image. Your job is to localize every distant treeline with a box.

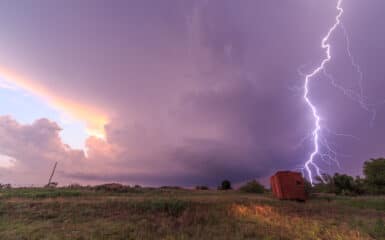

[0,158,383,197]
[309,158,385,196]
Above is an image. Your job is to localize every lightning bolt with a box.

[340,23,377,124]
[303,0,344,185]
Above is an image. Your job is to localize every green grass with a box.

[0,188,383,239]
[0,188,84,199]
[336,196,385,211]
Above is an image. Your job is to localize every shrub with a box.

[352,176,366,195]
[160,186,182,190]
[333,173,356,195]
[330,174,367,196]
[195,185,209,190]
[218,180,232,190]
[239,180,265,193]
[94,183,137,193]
[67,183,82,189]
[0,184,11,189]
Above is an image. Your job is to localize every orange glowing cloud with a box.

[0,67,108,139]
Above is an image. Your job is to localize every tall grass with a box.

[0,188,382,239]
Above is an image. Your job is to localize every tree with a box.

[364,158,385,186]
[353,176,366,195]
[313,173,366,195]
[239,180,265,193]
[333,173,355,195]
[363,158,385,194]
[219,180,232,190]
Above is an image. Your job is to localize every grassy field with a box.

[0,187,383,240]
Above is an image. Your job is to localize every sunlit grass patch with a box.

[230,202,376,240]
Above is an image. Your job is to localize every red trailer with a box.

[270,171,307,201]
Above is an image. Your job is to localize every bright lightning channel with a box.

[303,0,344,185]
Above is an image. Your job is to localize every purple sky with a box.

[0,0,384,186]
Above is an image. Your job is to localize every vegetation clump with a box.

[218,180,232,190]
[239,180,265,193]
[94,183,140,193]
[195,185,209,190]
[363,158,385,194]
[313,158,385,196]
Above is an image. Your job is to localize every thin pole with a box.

[48,162,58,185]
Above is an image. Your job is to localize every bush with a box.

[314,173,366,196]
[239,180,265,193]
[329,174,368,196]
[218,180,232,190]
[160,186,182,190]
[352,176,366,195]
[310,158,385,196]
[333,173,355,195]
[94,183,136,193]
[195,185,209,190]
[0,184,11,189]
[67,183,82,189]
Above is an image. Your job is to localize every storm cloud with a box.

[0,0,384,186]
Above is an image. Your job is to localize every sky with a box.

[0,0,384,187]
